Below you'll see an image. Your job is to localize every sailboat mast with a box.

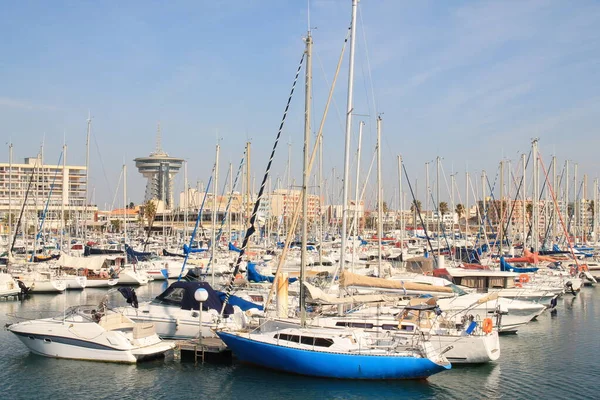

[84,113,91,241]
[8,142,13,249]
[123,164,127,245]
[376,116,383,277]
[352,121,364,270]
[184,160,188,243]
[340,0,359,275]
[522,154,526,246]
[300,29,312,327]
[212,142,220,286]
[532,138,539,253]
[61,143,66,252]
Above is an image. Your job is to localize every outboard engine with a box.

[565,281,577,296]
[16,280,30,300]
[549,296,558,315]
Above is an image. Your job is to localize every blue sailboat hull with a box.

[217,332,450,379]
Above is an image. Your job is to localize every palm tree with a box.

[410,200,422,213]
[439,202,449,218]
[142,200,157,251]
[526,203,533,222]
[455,204,465,222]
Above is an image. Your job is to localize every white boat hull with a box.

[85,278,119,288]
[118,270,149,286]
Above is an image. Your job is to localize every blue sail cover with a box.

[125,245,152,262]
[499,257,539,273]
[228,242,242,253]
[216,292,264,311]
[183,244,208,254]
[247,262,298,284]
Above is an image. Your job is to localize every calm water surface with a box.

[0,282,598,400]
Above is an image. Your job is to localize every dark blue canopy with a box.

[125,244,152,262]
[153,281,234,315]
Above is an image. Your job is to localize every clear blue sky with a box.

[2,1,599,209]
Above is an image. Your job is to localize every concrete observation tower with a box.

[134,124,183,209]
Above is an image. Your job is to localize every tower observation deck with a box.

[134,124,183,209]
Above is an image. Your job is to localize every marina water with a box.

[0,282,597,400]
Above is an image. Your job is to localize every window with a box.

[154,287,186,306]
[274,333,334,348]
[335,322,374,329]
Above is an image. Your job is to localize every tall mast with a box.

[532,139,539,253]
[565,160,570,241]
[183,160,188,243]
[376,116,383,276]
[522,154,526,245]
[499,159,504,256]
[481,170,487,243]
[465,171,470,239]
[246,141,251,229]
[592,178,598,245]
[212,142,220,286]
[318,122,324,265]
[123,164,127,244]
[397,155,403,240]
[552,155,557,240]
[8,142,13,250]
[228,162,233,244]
[85,112,91,241]
[300,29,312,327]
[339,0,358,277]
[61,143,66,252]
[352,121,364,269]
[574,163,578,242]
[436,156,440,260]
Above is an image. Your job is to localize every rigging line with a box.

[92,130,114,204]
[204,150,246,274]
[403,164,438,266]
[538,154,580,267]
[542,160,566,248]
[34,151,64,257]
[501,151,531,249]
[358,5,378,122]
[177,173,213,282]
[10,158,38,254]
[220,51,305,317]
[110,169,123,213]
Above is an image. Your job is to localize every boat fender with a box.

[482,318,493,334]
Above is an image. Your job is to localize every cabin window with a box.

[274,333,334,347]
[249,295,264,302]
[400,325,414,331]
[157,288,186,305]
[334,322,374,329]
[381,324,399,331]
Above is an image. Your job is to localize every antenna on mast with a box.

[155,121,162,154]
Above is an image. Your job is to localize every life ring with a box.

[578,265,589,272]
[570,266,577,276]
[519,274,530,284]
[482,318,493,334]
[235,273,242,280]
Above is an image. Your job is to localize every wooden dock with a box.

[172,338,232,365]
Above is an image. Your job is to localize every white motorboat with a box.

[8,306,173,363]
[0,273,24,298]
